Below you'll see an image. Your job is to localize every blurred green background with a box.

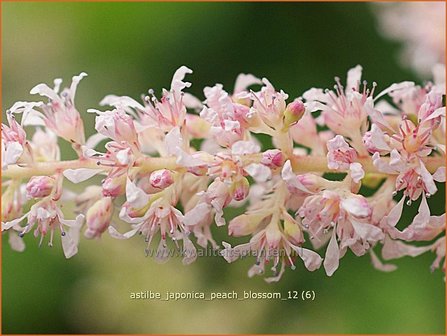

[2,2,445,334]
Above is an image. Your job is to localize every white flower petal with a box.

[61,232,78,259]
[419,162,437,195]
[369,249,397,272]
[63,168,102,183]
[164,127,182,156]
[183,203,211,226]
[433,166,446,182]
[234,73,262,94]
[244,163,271,183]
[108,225,139,239]
[351,220,384,242]
[171,66,193,93]
[296,247,323,271]
[231,140,260,155]
[349,162,365,183]
[281,160,313,194]
[346,65,362,93]
[323,230,340,276]
[125,178,150,209]
[9,231,25,252]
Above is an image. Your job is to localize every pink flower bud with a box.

[261,149,284,168]
[102,172,126,197]
[84,197,113,239]
[230,177,250,201]
[283,99,305,130]
[26,176,55,198]
[149,169,174,189]
[286,99,305,117]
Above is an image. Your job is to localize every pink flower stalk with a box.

[2,65,445,281]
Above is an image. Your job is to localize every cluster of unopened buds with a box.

[2,64,445,282]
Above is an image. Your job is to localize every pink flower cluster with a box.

[2,65,445,281]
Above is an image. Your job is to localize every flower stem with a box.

[2,155,444,180]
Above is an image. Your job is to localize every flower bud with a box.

[283,217,304,245]
[84,197,113,239]
[283,99,305,130]
[149,169,174,189]
[261,149,284,168]
[102,170,126,197]
[228,213,264,236]
[26,176,55,198]
[230,176,250,201]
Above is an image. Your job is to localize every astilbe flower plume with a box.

[1,64,445,281]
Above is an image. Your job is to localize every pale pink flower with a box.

[94,109,140,150]
[2,199,83,258]
[297,184,383,276]
[30,73,87,145]
[327,135,365,183]
[372,150,438,201]
[201,85,248,147]
[221,221,322,282]
[183,178,232,227]
[303,65,372,141]
[113,197,196,265]
[1,183,26,252]
[249,78,288,130]
[1,112,32,169]
[100,66,193,131]
[382,194,445,242]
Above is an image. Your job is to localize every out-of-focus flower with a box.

[374,2,446,76]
